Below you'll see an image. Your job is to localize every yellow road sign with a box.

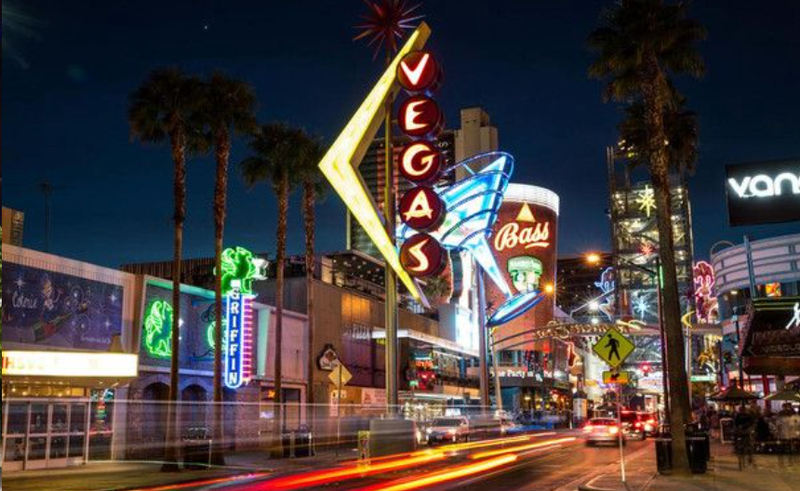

[329,363,353,389]
[592,327,635,369]
[603,370,631,384]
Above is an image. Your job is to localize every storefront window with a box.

[7,402,27,434]
[4,436,26,462]
[29,404,48,434]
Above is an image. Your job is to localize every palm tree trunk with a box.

[273,171,288,454]
[643,54,692,474]
[162,125,186,472]
[303,183,316,427]
[212,130,230,465]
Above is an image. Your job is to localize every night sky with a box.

[3,0,799,268]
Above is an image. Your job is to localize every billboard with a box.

[487,184,559,351]
[2,262,123,351]
[725,160,800,226]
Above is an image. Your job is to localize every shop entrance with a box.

[3,399,90,471]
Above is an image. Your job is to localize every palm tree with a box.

[296,135,327,423]
[128,68,206,471]
[588,0,705,473]
[240,123,303,451]
[618,93,699,177]
[200,72,257,463]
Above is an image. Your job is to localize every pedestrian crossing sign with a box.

[592,327,635,369]
[603,370,631,384]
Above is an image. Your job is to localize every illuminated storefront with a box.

[2,245,138,470]
[711,233,800,389]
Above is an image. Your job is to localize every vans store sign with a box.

[725,160,800,226]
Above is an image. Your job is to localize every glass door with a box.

[3,401,28,472]
[1,400,90,471]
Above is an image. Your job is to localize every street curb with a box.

[577,472,657,491]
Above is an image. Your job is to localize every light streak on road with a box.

[126,473,270,491]
[469,436,577,460]
[354,454,519,491]
[256,451,446,490]
[438,432,556,452]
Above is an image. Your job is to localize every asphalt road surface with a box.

[149,432,651,491]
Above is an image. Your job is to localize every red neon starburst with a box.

[354,0,424,58]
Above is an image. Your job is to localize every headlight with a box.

[426,428,433,434]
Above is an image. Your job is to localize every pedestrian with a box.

[709,409,720,440]
[777,403,796,465]
[734,405,755,466]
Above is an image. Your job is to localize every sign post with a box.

[592,327,635,486]
[329,362,352,457]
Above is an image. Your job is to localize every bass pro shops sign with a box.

[725,160,800,226]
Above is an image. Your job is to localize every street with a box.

[122,433,649,491]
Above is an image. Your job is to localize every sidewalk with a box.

[578,441,800,491]
[1,446,362,491]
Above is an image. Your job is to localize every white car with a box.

[426,417,469,444]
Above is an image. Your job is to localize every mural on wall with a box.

[139,282,217,370]
[2,262,123,351]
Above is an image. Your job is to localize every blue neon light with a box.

[488,290,546,327]
[399,152,514,297]
[224,288,246,389]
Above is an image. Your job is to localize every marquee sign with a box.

[218,246,266,389]
[2,351,138,378]
[317,23,431,301]
[725,160,800,226]
[396,49,447,278]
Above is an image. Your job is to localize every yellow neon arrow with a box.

[318,23,431,300]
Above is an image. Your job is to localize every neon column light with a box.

[318,23,431,300]
[225,285,246,389]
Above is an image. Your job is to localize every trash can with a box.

[282,431,296,459]
[685,424,709,474]
[182,427,211,469]
[294,426,313,458]
[655,435,673,473]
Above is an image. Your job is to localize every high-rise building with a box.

[2,207,25,246]
[347,107,498,258]
[607,145,695,324]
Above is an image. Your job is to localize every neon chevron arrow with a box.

[318,23,431,300]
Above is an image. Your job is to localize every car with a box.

[638,412,658,437]
[583,418,625,446]
[426,417,469,445]
[620,410,646,440]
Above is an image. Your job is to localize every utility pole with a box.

[477,270,491,411]
[384,49,399,414]
[41,181,54,252]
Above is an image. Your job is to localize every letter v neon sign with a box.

[400,53,430,87]
[317,23,431,300]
